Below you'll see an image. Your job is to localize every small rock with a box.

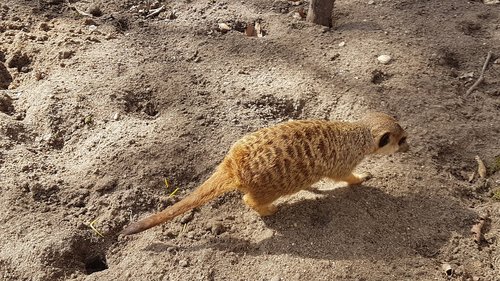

[178,259,189,267]
[218,23,231,33]
[83,18,97,26]
[94,176,118,192]
[368,0,375,4]
[210,222,225,235]
[59,50,75,60]
[338,41,346,47]
[0,63,13,89]
[270,276,281,281]
[113,112,120,120]
[86,3,102,17]
[377,54,392,64]
[76,221,87,230]
[180,211,194,224]
[0,92,14,114]
[39,22,51,31]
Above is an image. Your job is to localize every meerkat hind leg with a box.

[342,172,373,186]
[243,193,278,216]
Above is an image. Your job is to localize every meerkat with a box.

[121,112,408,235]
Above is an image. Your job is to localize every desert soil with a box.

[1,0,500,280]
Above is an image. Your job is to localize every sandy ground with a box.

[1,0,500,280]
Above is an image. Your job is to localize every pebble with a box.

[377,54,392,64]
[86,3,102,17]
[39,22,50,31]
[368,0,375,4]
[270,275,281,281]
[218,23,231,33]
[180,211,194,224]
[178,259,189,267]
[113,112,120,120]
[338,41,346,47]
[59,50,74,60]
[83,18,97,26]
[211,222,225,235]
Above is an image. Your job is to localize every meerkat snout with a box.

[397,136,409,152]
[360,113,408,155]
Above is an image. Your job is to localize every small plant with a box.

[83,114,93,125]
[164,178,179,198]
[491,155,500,174]
[492,188,500,201]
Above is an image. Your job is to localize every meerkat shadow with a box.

[206,184,477,261]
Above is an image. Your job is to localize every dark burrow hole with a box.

[85,255,108,275]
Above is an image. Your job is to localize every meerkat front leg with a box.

[341,172,373,186]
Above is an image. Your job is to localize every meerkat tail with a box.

[121,169,235,235]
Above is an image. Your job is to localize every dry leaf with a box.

[471,213,488,243]
[245,22,256,37]
[297,7,307,19]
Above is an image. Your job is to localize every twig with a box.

[169,187,179,198]
[466,51,492,95]
[146,5,165,18]
[65,0,93,17]
[471,212,488,243]
[88,219,104,237]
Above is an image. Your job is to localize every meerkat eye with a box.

[398,137,407,146]
[378,132,391,148]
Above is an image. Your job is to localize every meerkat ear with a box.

[378,132,391,147]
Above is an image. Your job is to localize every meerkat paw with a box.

[243,194,278,216]
[343,172,373,186]
[255,204,278,216]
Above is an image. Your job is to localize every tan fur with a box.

[121,112,408,235]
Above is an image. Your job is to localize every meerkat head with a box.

[360,112,409,155]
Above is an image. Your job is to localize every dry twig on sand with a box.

[146,5,165,18]
[466,52,493,95]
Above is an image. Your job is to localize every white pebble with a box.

[377,54,392,64]
[338,41,345,47]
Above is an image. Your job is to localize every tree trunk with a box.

[306,0,335,27]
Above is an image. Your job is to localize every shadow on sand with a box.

[182,185,476,261]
